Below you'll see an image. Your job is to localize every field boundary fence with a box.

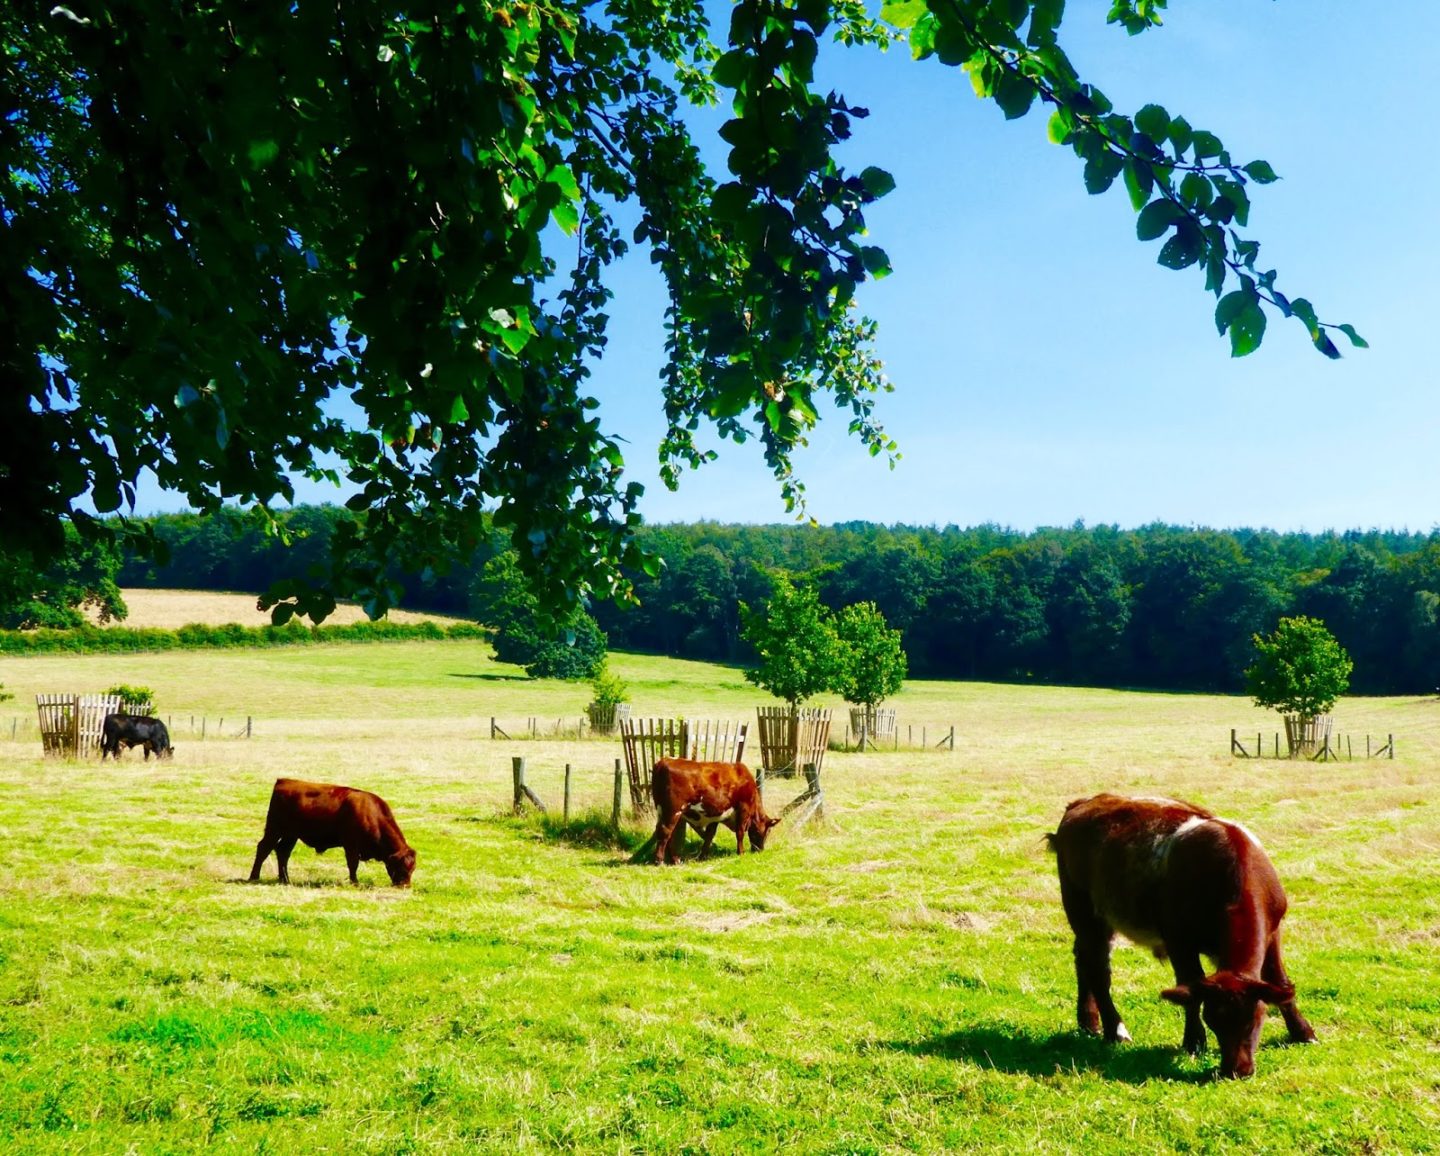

[505,754,828,834]
[1230,728,1394,761]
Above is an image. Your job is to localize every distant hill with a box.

[98,589,463,630]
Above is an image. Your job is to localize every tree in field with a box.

[833,600,907,727]
[740,573,843,712]
[472,553,606,680]
[1245,616,1352,751]
[4,0,1363,619]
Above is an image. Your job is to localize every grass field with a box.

[3,595,1439,1152]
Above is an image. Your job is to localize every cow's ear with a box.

[1246,979,1294,1004]
[1160,985,1197,1007]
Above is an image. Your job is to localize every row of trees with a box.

[6,508,1436,695]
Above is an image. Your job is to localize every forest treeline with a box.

[105,506,1440,696]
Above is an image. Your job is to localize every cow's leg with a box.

[653,811,684,865]
[274,836,298,884]
[249,832,278,881]
[696,821,720,861]
[1168,947,1208,1053]
[1058,873,1127,1041]
[1263,938,1317,1043]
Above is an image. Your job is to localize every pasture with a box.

[2,603,1439,1152]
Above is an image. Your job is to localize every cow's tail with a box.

[1042,832,1059,854]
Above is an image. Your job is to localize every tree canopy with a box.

[1245,615,1353,719]
[3,0,1361,619]
[740,572,843,709]
[833,600,907,709]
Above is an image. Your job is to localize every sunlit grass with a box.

[2,594,1438,1151]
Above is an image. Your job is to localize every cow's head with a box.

[1161,972,1294,1078]
[747,811,781,852]
[385,847,417,887]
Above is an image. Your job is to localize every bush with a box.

[105,684,156,713]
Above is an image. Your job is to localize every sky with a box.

[575,0,1440,535]
[133,2,1440,537]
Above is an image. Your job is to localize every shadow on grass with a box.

[525,810,650,856]
[883,1025,1209,1085]
[446,672,527,681]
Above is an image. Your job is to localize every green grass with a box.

[3,637,1439,1152]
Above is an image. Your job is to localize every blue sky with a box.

[581,0,1440,534]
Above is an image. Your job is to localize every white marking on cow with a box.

[1217,818,1264,850]
[684,804,734,830]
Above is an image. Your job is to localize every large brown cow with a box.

[1048,793,1315,1078]
[249,778,416,887]
[650,759,779,865]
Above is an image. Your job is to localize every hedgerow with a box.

[0,619,482,655]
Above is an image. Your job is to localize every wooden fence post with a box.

[201,717,206,739]
[948,726,955,751]
[1389,734,1395,759]
[563,763,572,822]
[246,716,253,738]
[512,756,546,814]
[611,758,623,828]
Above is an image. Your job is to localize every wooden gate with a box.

[36,694,124,758]
[755,707,831,777]
[618,718,749,812]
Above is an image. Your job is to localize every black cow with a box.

[100,713,174,760]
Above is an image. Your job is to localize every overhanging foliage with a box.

[4,1,1360,620]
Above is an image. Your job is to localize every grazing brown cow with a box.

[1048,793,1315,1078]
[650,759,779,865]
[249,778,416,887]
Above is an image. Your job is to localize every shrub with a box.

[105,684,156,713]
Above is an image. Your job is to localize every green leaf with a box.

[1047,108,1072,145]
[1229,301,1267,357]
[1191,130,1222,159]
[1136,198,1184,241]
[1083,150,1122,195]
[1311,330,1341,359]
[859,245,892,278]
[993,73,1036,120]
[1214,289,1252,336]
[550,198,579,235]
[449,395,470,423]
[880,0,929,30]
[1135,103,1169,140]
[1168,115,1193,154]
[860,166,896,199]
[1156,223,1203,270]
[1179,171,1212,209]
[712,49,751,90]
[1337,323,1369,349]
[1242,159,1280,184]
[1122,158,1153,211]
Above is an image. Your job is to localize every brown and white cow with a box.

[650,759,780,865]
[1047,793,1315,1078]
[249,778,416,887]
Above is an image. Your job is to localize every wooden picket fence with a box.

[617,718,749,813]
[35,694,124,758]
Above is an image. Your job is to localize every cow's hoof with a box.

[1106,1025,1132,1044]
